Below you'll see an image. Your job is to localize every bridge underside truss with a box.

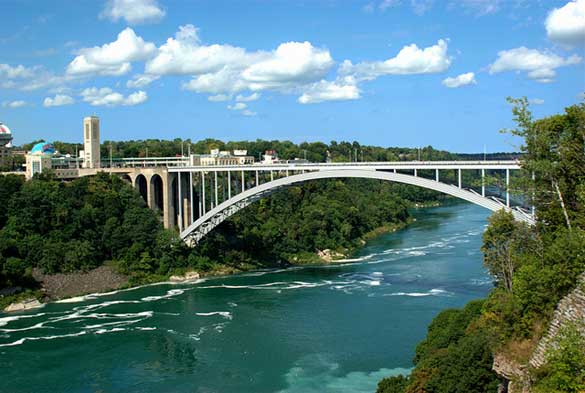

[178,169,535,245]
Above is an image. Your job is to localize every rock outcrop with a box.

[529,274,585,369]
[317,249,344,262]
[493,273,585,392]
[169,271,201,282]
[32,265,128,300]
[4,298,43,312]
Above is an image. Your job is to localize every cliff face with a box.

[493,273,585,392]
[528,275,585,370]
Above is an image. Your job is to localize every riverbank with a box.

[2,216,418,312]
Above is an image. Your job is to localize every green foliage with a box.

[377,375,409,393]
[414,300,484,364]
[0,175,24,227]
[405,301,500,393]
[0,172,415,290]
[379,100,585,393]
[0,173,182,286]
[481,210,535,293]
[533,324,585,393]
[195,178,410,266]
[503,99,585,232]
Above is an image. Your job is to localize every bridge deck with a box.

[169,160,521,172]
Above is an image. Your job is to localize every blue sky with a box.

[0,0,584,152]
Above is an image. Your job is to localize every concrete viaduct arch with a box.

[179,169,535,245]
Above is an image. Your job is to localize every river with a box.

[0,203,493,393]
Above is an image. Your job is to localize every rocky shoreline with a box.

[32,265,129,301]
[2,218,416,312]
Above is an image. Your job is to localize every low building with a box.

[190,149,255,166]
[261,150,279,164]
[25,142,55,179]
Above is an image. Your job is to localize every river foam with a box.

[383,288,453,297]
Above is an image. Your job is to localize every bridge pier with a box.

[506,169,510,207]
[163,172,174,229]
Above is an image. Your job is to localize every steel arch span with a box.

[179,169,534,245]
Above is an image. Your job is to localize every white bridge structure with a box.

[165,161,534,245]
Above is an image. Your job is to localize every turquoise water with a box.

[0,204,492,393]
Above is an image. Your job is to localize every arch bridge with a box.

[165,161,534,245]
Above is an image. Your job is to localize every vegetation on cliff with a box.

[377,100,585,392]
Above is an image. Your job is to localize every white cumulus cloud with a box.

[227,102,257,116]
[126,73,159,88]
[43,94,75,107]
[208,94,231,102]
[236,93,261,102]
[546,0,585,47]
[228,102,247,111]
[489,47,581,83]
[241,41,334,91]
[149,25,334,96]
[442,72,476,88]
[339,39,451,81]
[0,64,37,79]
[100,0,165,25]
[529,98,545,105]
[146,25,255,77]
[80,87,148,106]
[298,79,361,104]
[2,100,27,108]
[67,28,156,77]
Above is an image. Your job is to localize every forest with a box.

[377,100,585,392]
[0,169,441,304]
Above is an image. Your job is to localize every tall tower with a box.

[83,116,100,169]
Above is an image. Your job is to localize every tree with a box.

[502,98,585,232]
[481,210,535,293]
[377,375,409,393]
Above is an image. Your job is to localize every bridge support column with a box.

[530,171,536,218]
[183,195,190,230]
[163,172,174,229]
[458,169,462,189]
[435,169,439,182]
[414,168,417,177]
[228,171,231,199]
[270,171,274,182]
[481,169,485,197]
[201,172,206,215]
[256,170,259,187]
[214,172,218,207]
[241,171,245,192]
[506,169,510,207]
[189,172,194,224]
[146,175,153,208]
[178,172,183,231]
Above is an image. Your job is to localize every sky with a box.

[0,0,584,152]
